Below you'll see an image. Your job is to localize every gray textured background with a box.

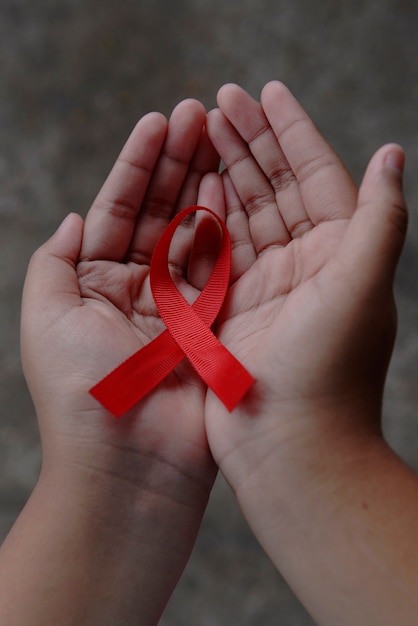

[1,1,417,624]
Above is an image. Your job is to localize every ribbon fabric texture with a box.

[89,206,254,417]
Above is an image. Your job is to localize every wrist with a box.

[37,437,214,577]
[227,415,418,626]
[219,401,384,523]
[0,438,214,626]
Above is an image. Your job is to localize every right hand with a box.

[204,82,408,502]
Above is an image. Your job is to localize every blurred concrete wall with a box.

[1,1,417,623]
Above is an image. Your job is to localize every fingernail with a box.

[385,147,405,174]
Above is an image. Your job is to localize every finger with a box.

[80,112,168,262]
[206,107,290,253]
[339,144,408,292]
[176,126,220,210]
[126,99,206,265]
[23,214,84,318]
[187,173,225,291]
[222,171,257,284]
[261,81,357,224]
[217,83,312,239]
[164,126,221,277]
[196,172,225,219]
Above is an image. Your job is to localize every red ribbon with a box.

[89,206,254,417]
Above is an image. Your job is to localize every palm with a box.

[217,219,345,386]
[204,82,360,468]
[23,100,221,486]
[76,256,206,417]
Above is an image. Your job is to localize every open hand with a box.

[21,99,222,501]
[205,82,408,496]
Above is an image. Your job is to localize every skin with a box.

[204,82,416,626]
[1,80,416,625]
[0,98,223,626]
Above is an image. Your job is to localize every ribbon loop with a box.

[90,206,254,417]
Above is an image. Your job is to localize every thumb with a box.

[339,144,408,291]
[22,213,84,317]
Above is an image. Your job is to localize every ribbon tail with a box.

[89,330,184,418]
[205,353,254,411]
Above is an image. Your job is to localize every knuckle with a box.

[245,191,273,216]
[268,163,296,192]
[388,199,408,238]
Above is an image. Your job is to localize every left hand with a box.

[21,98,221,510]
[10,99,230,626]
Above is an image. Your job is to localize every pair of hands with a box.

[21,81,407,528]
